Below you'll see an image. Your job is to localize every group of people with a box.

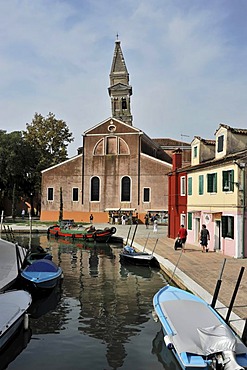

[177,224,210,253]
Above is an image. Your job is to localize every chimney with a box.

[172,148,182,171]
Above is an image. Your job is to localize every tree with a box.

[0,130,39,218]
[23,112,74,170]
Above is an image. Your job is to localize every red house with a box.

[168,148,188,239]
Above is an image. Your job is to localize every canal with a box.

[1,234,178,370]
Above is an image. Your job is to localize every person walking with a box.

[200,224,210,252]
[121,214,126,225]
[177,224,187,252]
[153,218,158,233]
[90,214,94,223]
[144,214,149,229]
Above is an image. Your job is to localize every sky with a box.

[1,0,247,157]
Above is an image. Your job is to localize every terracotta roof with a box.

[215,123,247,136]
[152,138,190,146]
[193,136,215,145]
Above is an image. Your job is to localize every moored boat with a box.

[47,224,116,243]
[153,285,247,370]
[24,246,52,266]
[21,259,63,290]
[119,245,159,267]
[0,290,32,351]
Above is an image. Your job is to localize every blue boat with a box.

[21,259,63,290]
[153,285,247,370]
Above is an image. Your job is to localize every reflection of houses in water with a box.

[37,237,165,369]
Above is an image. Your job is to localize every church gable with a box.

[84,118,140,136]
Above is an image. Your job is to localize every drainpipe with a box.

[241,164,246,258]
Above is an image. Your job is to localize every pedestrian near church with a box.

[90,214,93,223]
[200,224,210,252]
[144,214,149,229]
[177,224,187,252]
[121,214,126,225]
[153,218,158,233]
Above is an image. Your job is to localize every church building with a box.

[40,39,173,224]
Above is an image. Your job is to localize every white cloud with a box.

[0,0,247,156]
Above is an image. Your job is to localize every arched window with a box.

[121,176,131,202]
[91,177,100,201]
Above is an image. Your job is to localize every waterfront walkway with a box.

[1,222,247,338]
[112,223,247,338]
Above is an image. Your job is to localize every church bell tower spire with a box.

[108,38,133,125]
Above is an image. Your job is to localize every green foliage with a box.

[0,112,74,217]
[23,112,74,170]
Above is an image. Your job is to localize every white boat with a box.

[153,285,247,370]
[0,290,32,350]
[119,245,159,267]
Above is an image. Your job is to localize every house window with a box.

[180,176,186,196]
[72,188,79,202]
[199,175,204,195]
[188,177,192,195]
[47,187,54,201]
[222,170,234,192]
[207,173,217,193]
[217,135,224,153]
[188,212,192,230]
[121,176,131,202]
[222,216,234,239]
[193,146,198,158]
[91,177,100,201]
[143,188,150,202]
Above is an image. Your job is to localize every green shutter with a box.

[199,175,204,195]
[188,177,192,195]
[222,216,227,237]
[214,173,217,192]
[188,212,192,230]
[230,170,234,191]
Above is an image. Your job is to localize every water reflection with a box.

[3,234,167,370]
[0,328,32,370]
[152,329,181,370]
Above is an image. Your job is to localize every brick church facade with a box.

[40,40,176,224]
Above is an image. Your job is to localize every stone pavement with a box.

[111,223,247,338]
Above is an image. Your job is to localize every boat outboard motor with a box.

[222,351,244,370]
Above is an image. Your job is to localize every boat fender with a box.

[111,227,117,234]
[164,335,174,350]
[24,313,29,330]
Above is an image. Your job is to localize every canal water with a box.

[1,235,179,370]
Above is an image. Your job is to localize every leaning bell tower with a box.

[108,38,133,125]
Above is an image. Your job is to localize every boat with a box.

[0,290,32,351]
[21,259,63,290]
[153,285,247,370]
[119,245,159,267]
[47,223,116,243]
[24,246,52,266]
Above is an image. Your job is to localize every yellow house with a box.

[186,124,247,258]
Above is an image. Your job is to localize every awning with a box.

[120,208,136,211]
[104,208,120,212]
[104,208,136,212]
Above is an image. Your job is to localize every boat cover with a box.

[24,260,59,272]
[124,246,135,253]
[160,299,247,356]
[0,290,32,335]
